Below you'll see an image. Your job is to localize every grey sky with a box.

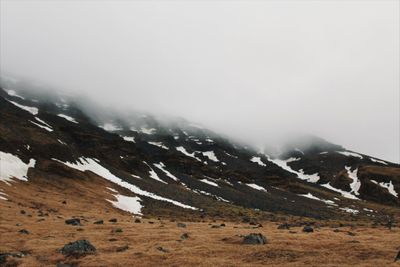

[1,0,399,162]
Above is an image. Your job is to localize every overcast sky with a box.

[1,1,399,162]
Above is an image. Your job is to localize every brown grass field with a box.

[1,174,399,267]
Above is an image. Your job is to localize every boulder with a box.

[177,222,186,228]
[242,233,267,245]
[302,226,314,233]
[277,223,291,230]
[18,229,29,234]
[65,218,81,226]
[94,220,103,225]
[109,218,117,223]
[60,240,96,258]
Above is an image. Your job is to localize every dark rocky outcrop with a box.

[60,240,96,258]
[242,233,267,245]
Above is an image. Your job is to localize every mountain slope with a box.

[0,86,399,222]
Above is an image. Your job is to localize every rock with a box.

[148,221,155,224]
[156,246,169,253]
[108,238,118,242]
[242,233,267,245]
[60,240,96,258]
[302,226,314,233]
[62,200,67,204]
[76,228,84,232]
[333,229,340,232]
[16,223,22,226]
[116,245,129,252]
[180,233,189,240]
[109,218,117,223]
[94,220,103,225]
[134,218,141,223]
[395,250,400,262]
[211,225,220,229]
[220,223,226,227]
[65,218,81,226]
[112,228,123,233]
[177,222,186,228]
[0,252,26,264]
[56,263,76,267]
[19,229,29,234]
[278,223,291,230]
[347,231,356,236]
[20,210,26,215]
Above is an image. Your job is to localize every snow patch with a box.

[371,180,398,198]
[5,89,24,99]
[29,120,53,132]
[200,179,219,187]
[250,157,266,166]
[53,157,197,210]
[108,194,142,215]
[0,152,35,184]
[57,114,78,124]
[8,100,38,115]
[270,158,320,183]
[369,158,388,165]
[337,151,363,159]
[123,136,135,143]
[339,207,359,214]
[321,183,359,200]
[246,183,267,192]
[202,151,219,162]
[176,146,202,162]
[140,127,156,134]
[100,123,122,131]
[148,142,169,150]
[153,162,179,181]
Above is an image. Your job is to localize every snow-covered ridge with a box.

[0,151,36,184]
[53,157,197,210]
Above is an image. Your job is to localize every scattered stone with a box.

[116,245,129,252]
[20,210,26,215]
[134,218,141,223]
[37,218,45,222]
[347,231,356,236]
[148,221,155,224]
[180,233,189,240]
[0,252,26,265]
[56,263,76,267]
[94,220,104,225]
[242,233,267,245]
[220,223,226,227]
[156,246,169,253]
[76,228,84,232]
[302,226,314,233]
[278,223,291,230]
[65,218,81,226]
[18,229,29,234]
[333,229,340,233]
[60,240,96,258]
[177,222,186,228]
[108,238,118,242]
[112,228,123,233]
[211,225,221,229]
[289,231,297,234]
[62,201,67,204]
[109,218,117,223]
[16,223,22,226]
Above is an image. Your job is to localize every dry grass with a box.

[1,175,399,267]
